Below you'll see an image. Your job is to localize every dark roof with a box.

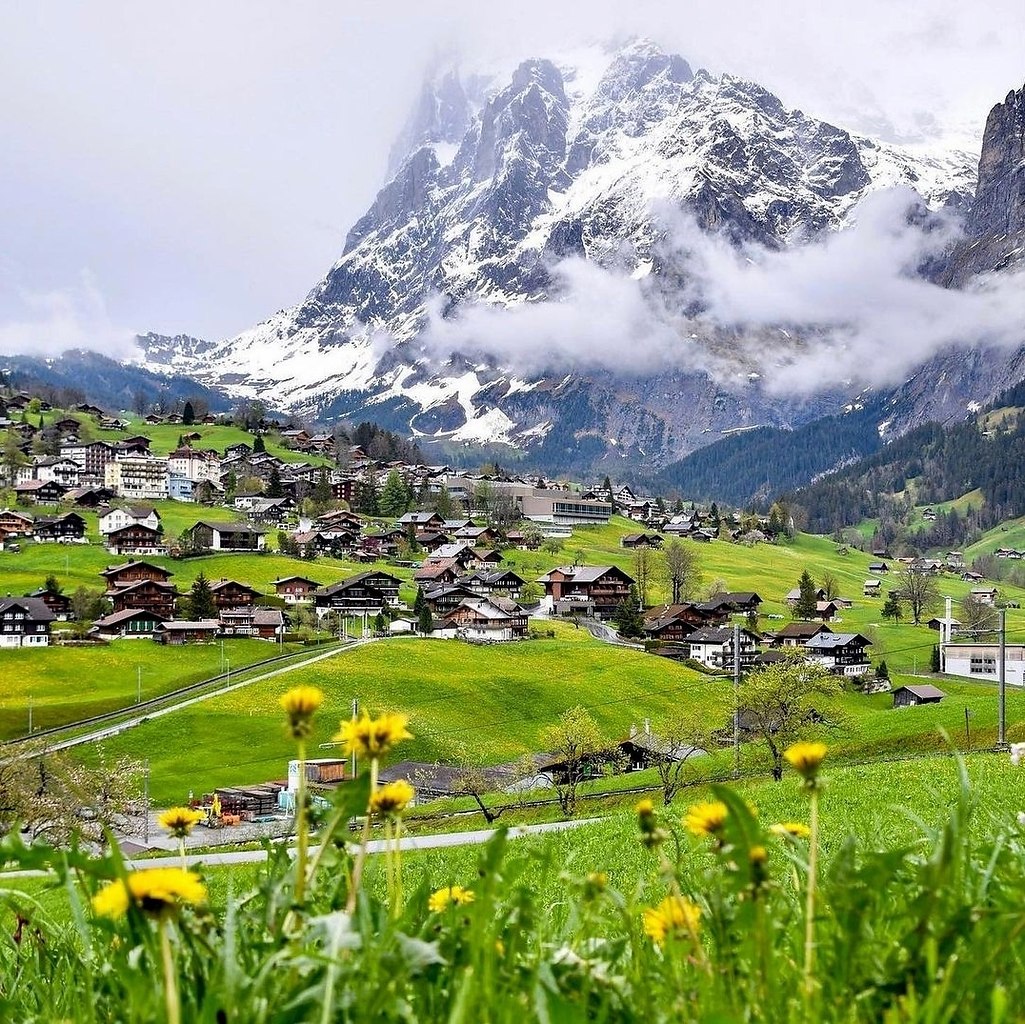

[774,622,832,640]
[93,608,167,627]
[272,575,321,587]
[894,684,947,700]
[0,597,54,620]
[101,561,173,578]
[537,564,635,585]
[191,521,267,534]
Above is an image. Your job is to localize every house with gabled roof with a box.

[803,632,872,676]
[536,564,635,618]
[0,597,55,647]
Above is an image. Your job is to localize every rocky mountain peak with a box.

[971,83,1025,239]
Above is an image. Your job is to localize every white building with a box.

[167,447,221,483]
[105,455,169,500]
[943,643,1025,686]
[16,456,82,488]
[98,505,162,535]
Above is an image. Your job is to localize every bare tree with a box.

[539,706,609,816]
[897,567,940,626]
[649,712,714,805]
[662,539,702,604]
[633,547,653,607]
[958,593,999,635]
[821,571,840,601]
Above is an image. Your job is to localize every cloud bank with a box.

[421,188,1025,395]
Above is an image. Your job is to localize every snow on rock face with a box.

[137,37,981,469]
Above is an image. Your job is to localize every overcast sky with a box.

[1,0,1022,354]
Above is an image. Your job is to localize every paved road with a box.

[46,641,368,752]
[0,818,602,878]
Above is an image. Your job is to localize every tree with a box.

[633,547,653,607]
[43,573,62,595]
[312,468,333,509]
[881,592,904,624]
[958,593,999,634]
[188,572,216,620]
[539,706,609,815]
[182,400,195,425]
[2,430,28,486]
[896,567,939,626]
[373,611,387,634]
[355,469,379,516]
[650,712,713,806]
[931,644,941,672]
[253,433,266,454]
[612,586,645,638]
[379,470,410,518]
[875,660,889,680]
[740,651,842,781]
[662,539,702,604]
[69,586,109,635]
[601,475,613,498]
[820,571,840,601]
[266,464,283,499]
[793,569,819,621]
[414,588,433,635]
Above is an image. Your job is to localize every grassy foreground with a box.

[4,715,1025,1022]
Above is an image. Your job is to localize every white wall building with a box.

[16,457,82,488]
[943,643,1025,687]
[167,447,221,483]
[98,506,162,535]
[105,455,169,500]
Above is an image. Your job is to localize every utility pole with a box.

[941,595,952,673]
[998,607,1007,748]
[733,622,741,779]
[351,698,358,779]
[143,759,150,846]
[27,696,32,735]
[136,665,142,704]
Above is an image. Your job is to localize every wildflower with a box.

[157,807,205,839]
[428,885,475,912]
[770,821,812,840]
[92,868,206,920]
[685,800,728,838]
[280,686,324,740]
[369,780,415,816]
[642,896,702,946]
[749,844,767,864]
[583,871,608,900]
[784,741,827,785]
[335,712,412,759]
[1010,743,1025,767]
[748,844,770,891]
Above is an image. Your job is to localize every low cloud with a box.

[0,270,140,359]
[419,187,1025,395]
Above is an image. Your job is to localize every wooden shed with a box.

[892,684,947,708]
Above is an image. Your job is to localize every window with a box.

[970,656,996,675]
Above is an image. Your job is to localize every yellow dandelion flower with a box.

[642,896,702,946]
[749,844,768,865]
[280,686,325,739]
[334,712,412,759]
[428,885,475,912]
[369,779,415,816]
[92,868,207,920]
[783,741,827,782]
[684,800,728,838]
[770,821,812,840]
[157,806,205,839]
[635,798,654,817]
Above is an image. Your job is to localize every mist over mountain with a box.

[21,38,1024,475]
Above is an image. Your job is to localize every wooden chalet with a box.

[219,606,285,639]
[621,532,663,549]
[33,512,86,541]
[92,608,167,639]
[438,596,529,640]
[803,633,872,676]
[100,561,174,589]
[272,576,321,604]
[313,571,402,616]
[210,579,262,610]
[13,479,67,504]
[25,586,73,620]
[892,684,946,708]
[0,509,35,536]
[105,578,178,618]
[536,564,636,618]
[106,523,166,556]
[0,597,55,647]
[184,521,267,552]
[154,620,220,645]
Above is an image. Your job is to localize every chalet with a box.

[422,584,478,617]
[74,403,105,417]
[98,505,161,535]
[65,486,115,507]
[106,578,178,618]
[686,627,760,671]
[962,571,986,583]
[892,684,946,708]
[537,565,635,618]
[0,509,34,536]
[468,547,504,569]
[621,532,663,549]
[927,616,962,632]
[460,569,525,599]
[863,579,882,596]
[91,608,167,639]
[17,456,82,488]
[971,587,999,606]
[119,435,152,451]
[219,606,285,639]
[426,543,477,569]
[867,561,890,574]
[397,511,445,534]
[376,760,512,803]
[26,586,73,620]
[248,497,291,522]
[0,597,54,647]
[618,723,704,772]
[210,579,262,610]
[100,561,174,589]
[106,523,167,556]
[785,586,828,606]
[454,525,500,546]
[154,620,220,645]
[272,576,321,604]
[812,600,842,622]
[437,596,529,641]
[360,529,404,556]
[313,571,402,617]
[184,521,267,552]
[293,529,355,556]
[33,512,87,542]
[642,609,698,644]
[704,592,763,615]
[53,417,81,435]
[13,479,67,504]
[803,633,872,676]
[416,531,452,553]
[413,561,462,587]
[442,518,475,532]
[771,622,833,647]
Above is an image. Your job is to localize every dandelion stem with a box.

[159,919,181,1024]
[295,739,309,904]
[177,838,187,871]
[345,757,378,915]
[394,814,404,917]
[803,786,820,1001]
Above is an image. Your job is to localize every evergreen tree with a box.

[881,592,903,624]
[225,470,238,496]
[709,502,720,527]
[373,612,387,634]
[612,586,645,638]
[267,465,283,498]
[189,572,216,620]
[356,470,379,515]
[601,475,613,498]
[253,434,266,454]
[794,569,819,621]
[931,645,941,673]
[43,573,62,595]
[182,401,195,425]
[414,588,433,635]
[379,470,410,518]
[875,660,889,679]
[312,468,332,507]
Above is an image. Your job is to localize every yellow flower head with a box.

[157,806,205,839]
[335,712,412,759]
[685,800,729,838]
[749,844,768,865]
[770,821,812,841]
[583,871,608,900]
[642,896,702,946]
[92,868,207,920]
[783,741,827,783]
[280,686,325,739]
[428,885,475,913]
[369,779,415,816]
[635,798,654,817]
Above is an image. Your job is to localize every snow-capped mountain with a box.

[137,38,985,469]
